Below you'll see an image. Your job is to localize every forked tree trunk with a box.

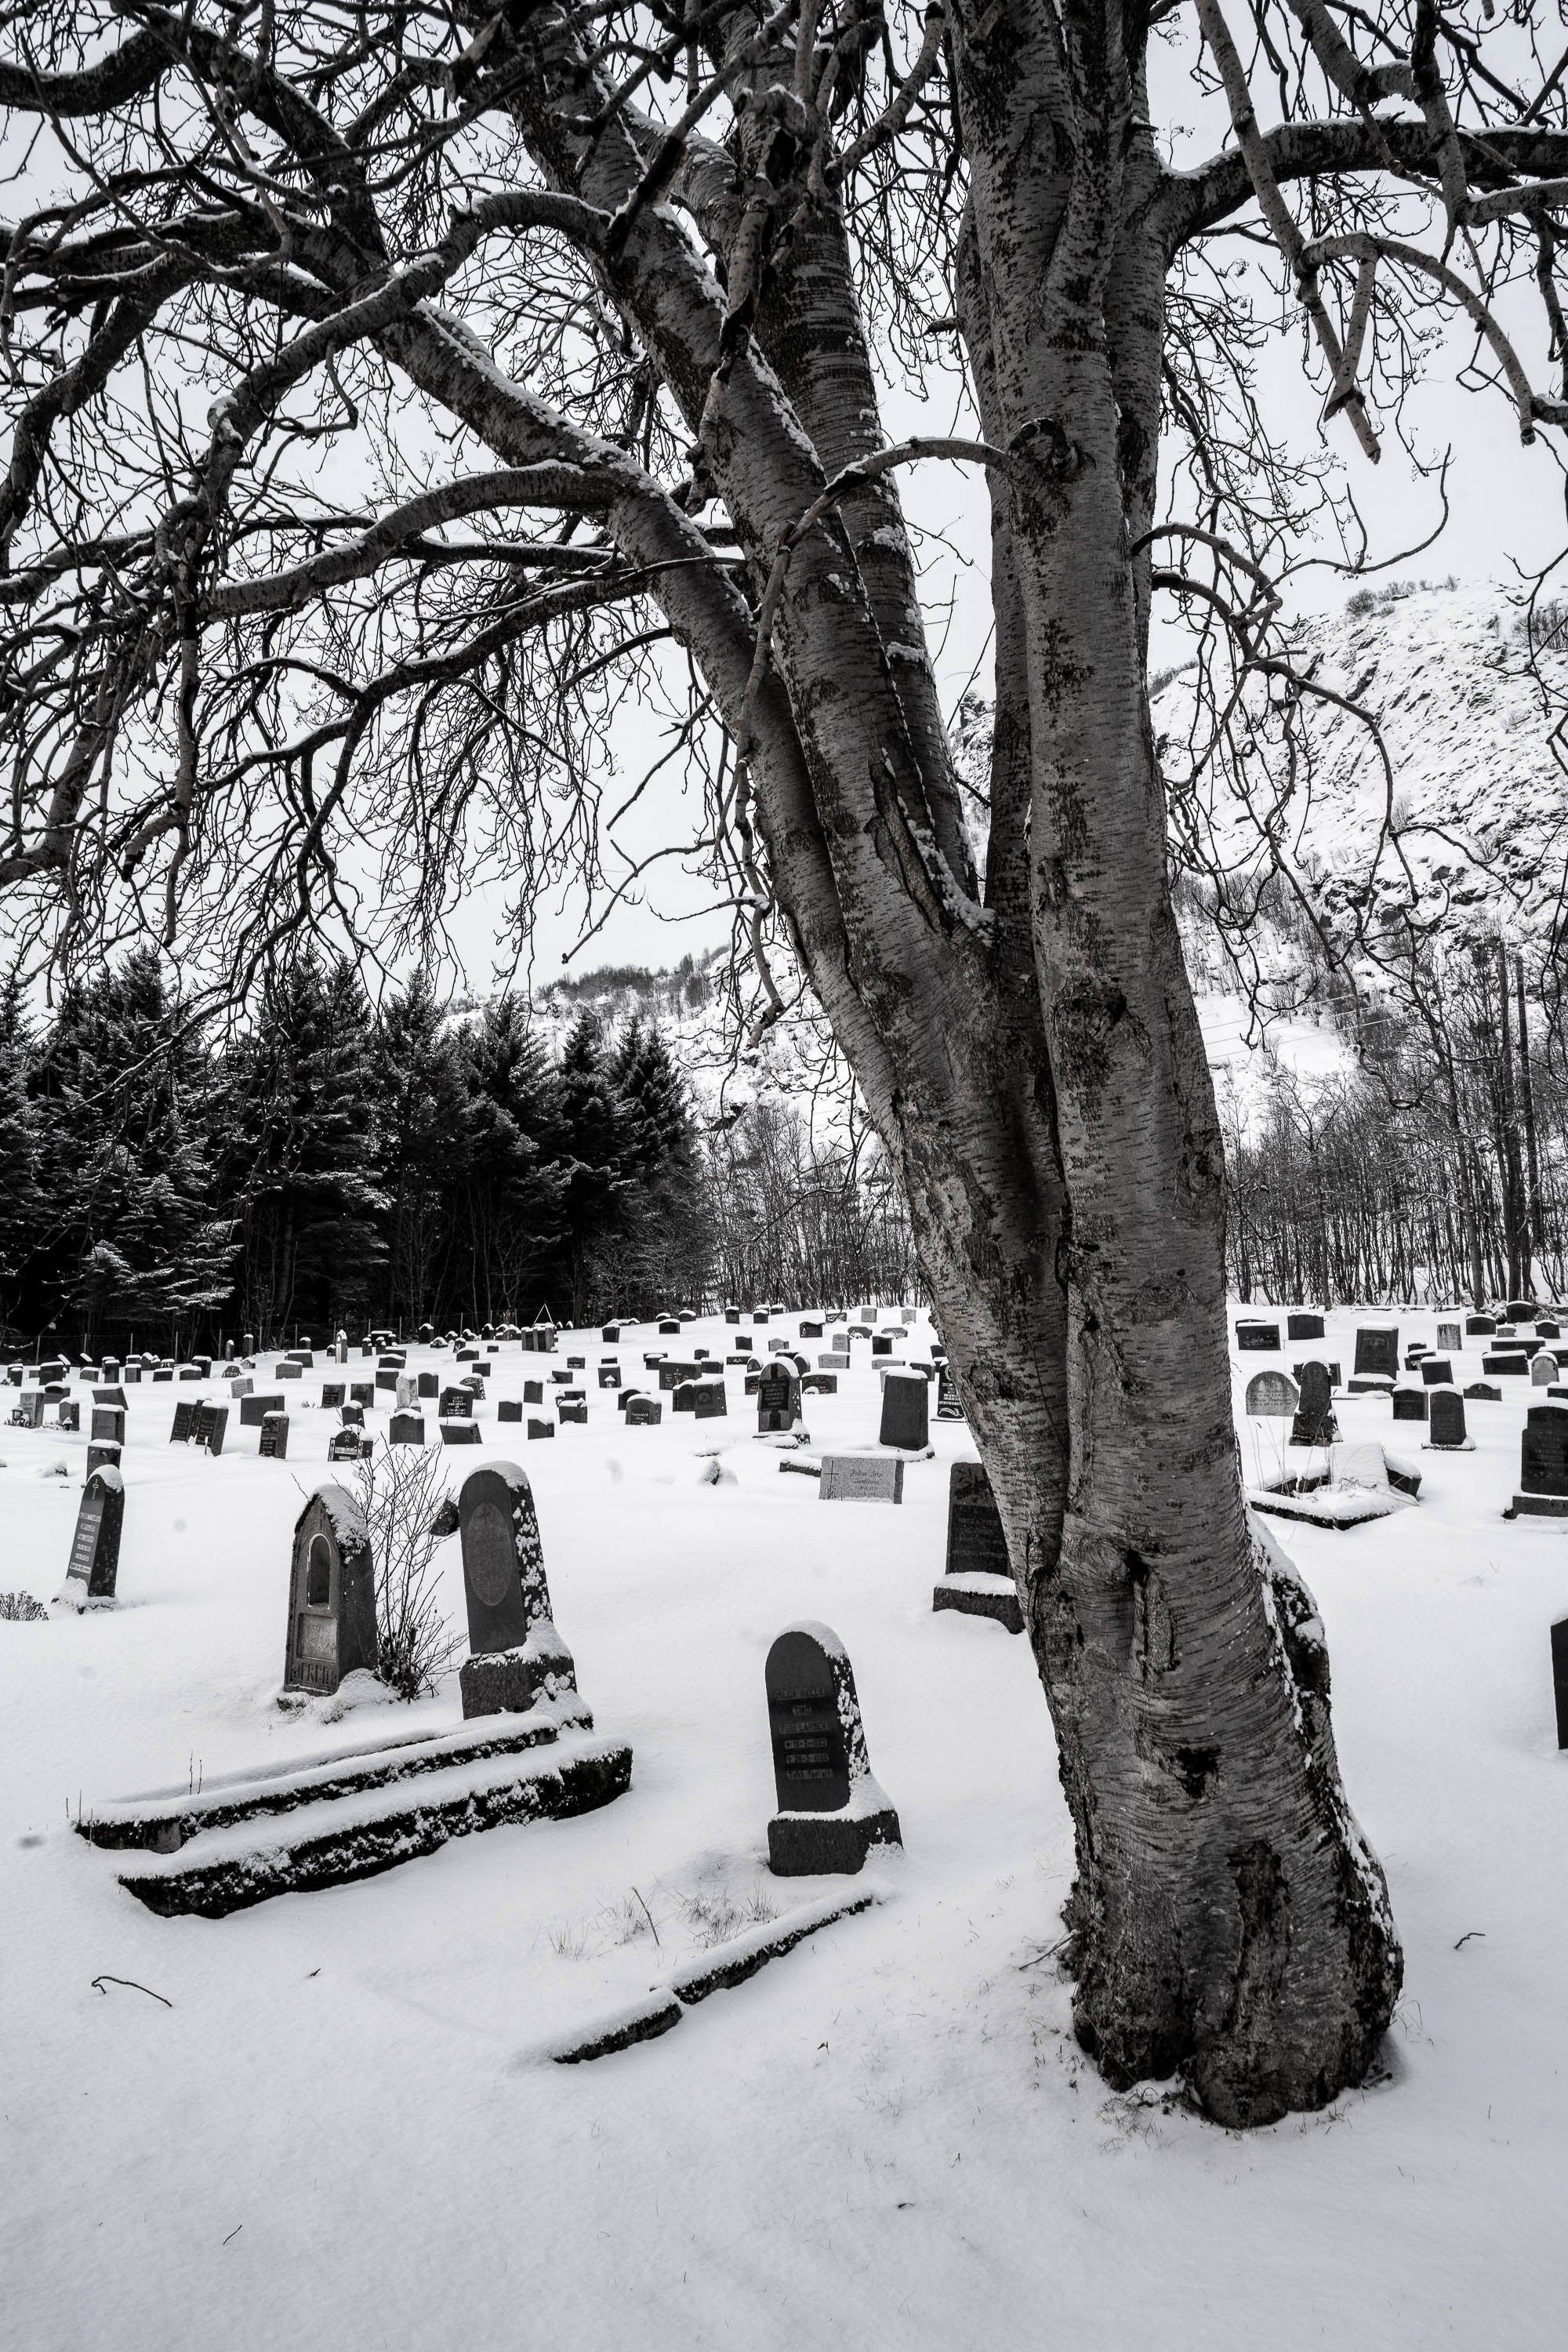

[475,0,1402,2124]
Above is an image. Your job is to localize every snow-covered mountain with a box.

[528,584,1566,1141]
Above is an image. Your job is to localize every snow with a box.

[4,1305,1567,2347]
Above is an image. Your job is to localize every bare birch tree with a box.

[6,0,1568,2122]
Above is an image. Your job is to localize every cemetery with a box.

[2,1288,1566,2347]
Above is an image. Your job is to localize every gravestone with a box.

[597,1364,621,1389]
[169,1399,197,1445]
[1286,1311,1325,1341]
[260,1412,289,1461]
[803,1373,838,1396]
[937,1362,964,1420]
[56,1401,80,1435]
[1506,1298,1538,1324]
[1436,1319,1463,1353]
[1244,1370,1299,1418]
[90,1405,125,1447]
[1509,1403,1568,1515]
[1465,1381,1502,1401]
[85,1441,122,1479]
[1552,1617,1568,1750]
[557,1399,587,1425]
[395,1375,418,1410]
[1236,1319,1280,1351]
[389,1410,424,1445]
[1532,1352,1561,1388]
[193,1403,229,1456]
[1465,1313,1497,1336]
[498,1399,522,1423]
[277,1360,303,1381]
[1427,1389,1471,1450]
[800,1321,823,1340]
[340,1402,365,1428]
[1290,1361,1338,1447]
[1420,1358,1454,1386]
[659,1319,681,1336]
[321,1381,346,1410]
[756,1362,800,1434]
[943,1462,1011,1578]
[282,1486,377,1696]
[350,1382,375,1408]
[820,1454,904,1503]
[418,1370,439,1399]
[527,1418,556,1439]
[691,1379,728,1420]
[878,1369,930,1450]
[765,1624,900,1875]
[328,1428,366,1465]
[625,1396,662,1426]
[871,1334,892,1358]
[1537,1319,1563,1339]
[524,1381,543,1404]
[1353,1326,1399,1381]
[601,1324,622,1342]
[441,1419,482,1444]
[56,1468,125,1609]
[240,1390,284,1427]
[456,1460,578,1719]
[440,1387,472,1419]
[1391,1387,1428,1422]
[1483,1350,1531,1376]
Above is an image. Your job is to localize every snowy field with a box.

[3,1310,1566,2351]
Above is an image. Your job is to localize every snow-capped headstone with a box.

[440,1386,472,1418]
[765,1624,900,1876]
[56,1468,125,1609]
[90,1405,125,1447]
[260,1411,289,1461]
[757,1361,800,1434]
[1286,1311,1325,1341]
[390,1411,425,1446]
[625,1396,661,1426]
[1420,1357,1454,1386]
[241,1392,285,1426]
[1290,1361,1338,1448]
[456,1460,578,1719]
[1531,1352,1560,1387]
[169,1399,197,1444]
[878,1369,929,1450]
[282,1486,376,1697]
[1392,1386,1428,1422]
[321,1381,346,1410]
[597,1363,621,1389]
[1244,1370,1298,1419]
[193,1402,228,1456]
[1236,1319,1280,1351]
[1466,1313,1497,1337]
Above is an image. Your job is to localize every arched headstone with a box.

[1245,1370,1299,1419]
[56,1468,125,1609]
[456,1461,577,1719]
[756,1362,800,1434]
[1531,1352,1559,1388]
[1427,1389,1471,1451]
[282,1486,376,1696]
[765,1623,900,1876]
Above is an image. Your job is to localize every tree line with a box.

[1222,936,1568,1307]
[0,949,913,1354]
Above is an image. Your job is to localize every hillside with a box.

[524,584,1565,1144]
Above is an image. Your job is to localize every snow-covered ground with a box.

[3,1311,1566,2350]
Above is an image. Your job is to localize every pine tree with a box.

[452,1000,567,1326]
[0,975,41,1339]
[374,972,469,1330]
[216,954,386,1342]
[554,1010,633,1323]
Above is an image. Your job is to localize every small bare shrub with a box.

[0,1591,48,1622]
[348,1441,462,1700]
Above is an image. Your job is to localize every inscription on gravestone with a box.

[1354,1327,1399,1380]
[1436,1319,1463,1353]
[944,1462,1011,1578]
[169,1399,196,1444]
[457,1461,578,1719]
[1236,1319,1281,1351]
[260,1411,289,1460]
[757,1363,800,1434]
[1290,1361,1338,1448]
[820,1454,904,1503]
[1244,1370,1299,1418]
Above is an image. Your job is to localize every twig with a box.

[91,1973,172,2006]
[631,1885,661,1945]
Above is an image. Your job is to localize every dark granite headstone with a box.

[440,1387,472,1419]
[498,1399,522,1423]
[659,1319,681,1336]
[1552,1617,1568,1750]
[240,1392,285,1426]
[1354,1326,1399,1380]
[260,1411,289,1460]
[441,1419,482,1444]
[1420,1357,1454,1386]
[282,1486,376,1695]
[389,1410,425,1446]
[56,1468,125,1607]
[1428,1389,1468,1450]
[524,1380,543,1404]
[757,1361,800,1433]
[527,1418,556,1439]
[625,1396,662,1426]
[328,1429,365,1464]
[350,1382,375,1408]
[765,1624,900,1876]
[1290,1361,1338,1447]
[90,1405,125,1446]
[1466,1314,1497,1336]
[321,1381,346,1409]
[691,1380,727,1420]
[340,1402,365,1428]
[557,1400,586,1425]
[1519,1404,1568,1498]
[1505,1299,1538,1324]
[1286,1312,1326,1341]
[936,1361,964,1420]
[456,1460,578,1718]
[1465,1381,1502,1401]
[878,1370,929,1450]
[1236,1319,1281,1351]
[1391,1387,1428,1422]
[418,1370,439,1399]
[945,1462,1010,1578]
[169,1400,196,1444]
[597,1363,621,1389]
[802,1372,838,1396]
[193,1403,229,1455]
